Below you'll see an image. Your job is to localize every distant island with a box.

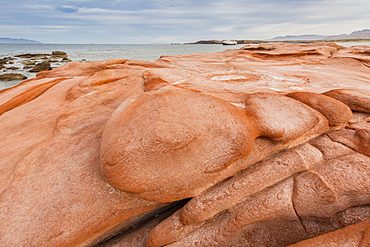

[271,29,370,41]
[0,37,42,44]
[184,29,370,45]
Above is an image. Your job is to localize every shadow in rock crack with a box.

[96,198,191,247]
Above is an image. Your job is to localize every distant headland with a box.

[183,29,370,45]
[0,37,42,44]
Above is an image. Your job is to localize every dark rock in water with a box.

[29,61,51,72]
[51,51,68,58]
[62,57,72,62]
[20,60,37,66]
[0,58,7,64]
[52,51,67,56]
[33,54,51,58]
[0,73,27,81]
[15,53,51,58]
[14,54,32,58]
[6,66,19,70]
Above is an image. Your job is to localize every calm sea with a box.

[1,42,369,89]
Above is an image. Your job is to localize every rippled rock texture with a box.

[0,43,370,246]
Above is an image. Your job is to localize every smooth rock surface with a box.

[287,91,353,127]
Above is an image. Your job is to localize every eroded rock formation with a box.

[0,43,370,246]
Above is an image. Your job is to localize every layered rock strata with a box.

[0,43,370,246]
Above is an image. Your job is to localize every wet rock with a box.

[62,57,72,62]
[6,66,19,70]
[20,60,37,66]
[51,50,68,58]
[14,53,32,58]
[52,50,67,56]
[29,61,51,72]
[0,73,27,81]
[15,53,50,58]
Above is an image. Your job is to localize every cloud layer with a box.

[1,0,369,43]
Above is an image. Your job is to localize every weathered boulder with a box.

[1,43,370,246]
[15,53,51,58]
[20,60,37,66]
[29,61,51,72]
[52,50,67,56]
[0,73,27,81]
[62,57,72,62]
[51,50,68,58]
[5,66,19,70]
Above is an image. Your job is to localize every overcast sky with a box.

[1,0,369,44]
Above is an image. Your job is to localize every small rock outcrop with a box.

[0,73,27,81]
[0,43,370,246]
[28,61,51,72]
[52,50,68,57]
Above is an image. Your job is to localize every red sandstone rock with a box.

[289,221,370,246]
[1,43,370,246]
[323,89,370,113]
[100,87,258,203]
[147,133,370,247]
[287,91,353,127]
[179,143,323,225]
[242,92,328,141]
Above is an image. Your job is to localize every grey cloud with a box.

[0,0,369,43]
[56,5,79,13]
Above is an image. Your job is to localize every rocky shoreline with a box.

[0,43,370,246]
[0,50,72,82]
